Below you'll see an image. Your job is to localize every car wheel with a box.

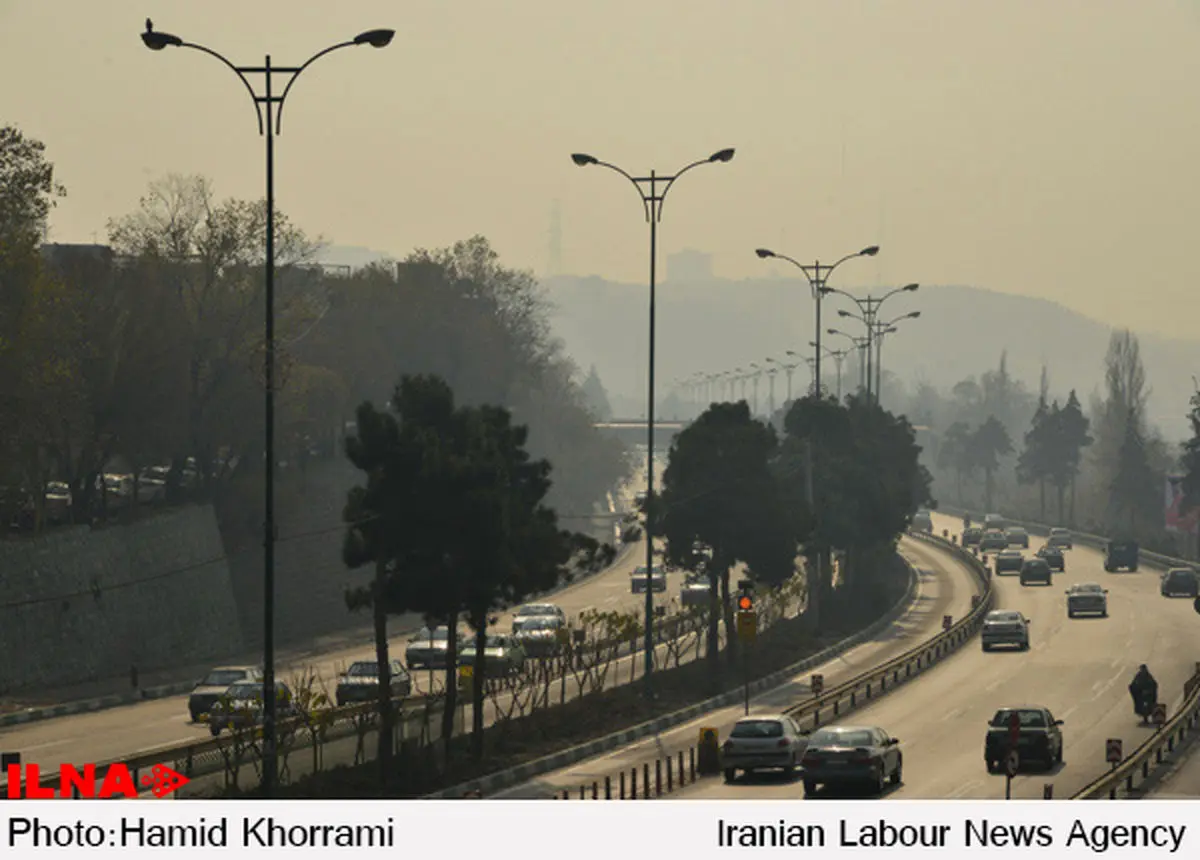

[1021,640,1030,651]
[189,711,200,723]
[890,756,903,786]
[723,768,736,783]
[1131,565,1139,572]
[1101,610,1108,618]
[1055,744,1063,764]
[803,779,817,797]
[874,765,887,795]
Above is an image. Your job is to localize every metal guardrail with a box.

[1071,668,1200,799]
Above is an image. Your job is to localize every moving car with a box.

[681,573,710,607]
[911,510,933,533]
[631,564,667,593]
[1035,545,1066,571]
[980,530,1008,552]
[1019,558,1053,586]
[984,706,1064,772]
[209,681,298,736]
[335,660,412,706]
[512,615,566,658]
[459,634,527,676]
[1005,527,1030,549]
[721,715,810,781]
[994,550,1024,575]
[1104,539,1139,572]
[800,725,903,797]
[984,513,1006,530]
[188,665,262,722]
[512,603,566,632]
[980,610,1030,652]
[962,526,982,547]
[1161,567,1200,598]
[1047,527,1073,550]
[405,626,460,671]
[1065,582,1108,618]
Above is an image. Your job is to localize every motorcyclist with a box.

[1129,664,1158,720]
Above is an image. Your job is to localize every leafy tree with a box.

[1109,406,1160,534]
[1048,390,1092,524]
[1016,396,1053,519]
[1092,330,1149,510]
[967,416,1012,511]
[937,421,975,500]
[580,365,614,420]
[0,124,65,253]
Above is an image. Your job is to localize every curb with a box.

[0,681,196,729]
[427,549,924,799]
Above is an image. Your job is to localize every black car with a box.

[994,550,1024,574]
[1161,568,1200,598]
[800,725,902,797]
[984,706,1064,772]
[1005,527,1030,549]
[980,530,1009,552]
[335,660,412,706]
[962,527,982,547]
[1020,558,1053,586]
[1104,540,1139,572]
[1035,545,1065,571]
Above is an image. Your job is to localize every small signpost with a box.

[1152,704,1167,727]
[1043,783,1053,800]
[697,728,720,775]
[942,615,953,631]
[811,673,824,696]
[1106,738,1123,768]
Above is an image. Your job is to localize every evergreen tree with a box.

[967,416,1013,512]
[579,365,613,420]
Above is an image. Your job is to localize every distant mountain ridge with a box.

[540,276,1200,441]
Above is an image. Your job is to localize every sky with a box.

[4,0,1200,338]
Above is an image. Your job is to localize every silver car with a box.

[981,610,1030,651]
[512,603,566,632]
[1066,582,1108,618]
[721,715,809,781]
[631,564,667,594]
[513,615,565,658]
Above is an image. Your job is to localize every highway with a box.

[671,511,1199,800]
[492,533,980,798]
[1,466,673,776]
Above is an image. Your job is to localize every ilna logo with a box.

[6,763,189,798]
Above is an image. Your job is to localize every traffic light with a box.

[736,578,754,611]
[737,594,753,611]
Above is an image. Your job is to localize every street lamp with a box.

[749,362,763,415]
[763,359,781,415]
[140,19,393,798]
[754,245,878,397]
[826,328,872,394]
[873,311,920,403]
[808,342,850,401]
[570,146,734,690]
[775,352,803,404]
[826,283,918,404]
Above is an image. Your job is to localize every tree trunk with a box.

[372,566,394,786]
[470,615,488,761]
[441,614,458,765]
[720,567,736,667]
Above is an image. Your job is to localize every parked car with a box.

[1019,558,1053,586]
[136,465,171,503]
[984,706,1063,772]
[1005,527,1030,548]
[994,550,1024,575]
[44,482,72,525]
[981,610,1030,652]
[188,665,262,722]
[911,510,933,533]
[980,530,1008,552]
[459,634,526,676]
[1161,568,1200,598]
[405,626,460,671]
[1104,539,1139,572]
[1035,545,1066,571]
[631,564,667,593]
[209,681,297,736]
[1047,527,1073,549]
[335,659,412,707]
[512,615,566,658]
[721,715,810,781]
[511,603,566,632]
[800,725,903,797]
[1065,582,1108,618]
[962,527,982,547]
[96,473,134,510]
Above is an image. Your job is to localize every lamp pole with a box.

[763,360,779,415]
[826,329,871,396]
[749,362,763,415]
[809,342,850,401]
[570,147,734,691]
[827,284,919,404]
[140,21,394,797]
[872,312,921,404]
[754,245,879,397]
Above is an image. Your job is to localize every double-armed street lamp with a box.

[826,328,872,394]
[762,359,780,415]
[753,245,879,396]
[570,147,734,691]
[139,20,394,798]
[807,342,851,401]
[827,283,919,404]
[773,352,804,404]
[871,312,921,402]
[748,362,764,415]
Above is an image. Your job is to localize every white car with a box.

[1066,582,1108,618]
[631,565,667,593]
[511,603,566,632]
[722,715,810,781]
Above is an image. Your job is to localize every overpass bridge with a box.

[593,419,687,447]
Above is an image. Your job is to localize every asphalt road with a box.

[672,511,1198,800]
[492,533,980,798]
[1,466,678,775]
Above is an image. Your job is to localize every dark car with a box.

[980,529,1008,552]
[1065,582,1108,618]
[984,513,1006,530]
[681,574,710,607]
[1035,545,1065,571]
[631,564,667,593]
[209,681,298,736]
[1020,558,1053,586]
[994,550,1024,574]
[1005,527,1030,549]
[984,706,1063,772]
[800,725,902,797]
[911,510,933,533]
[962,527,983,547]
[1161,568,1200,598]
[1047,528,1073,550]
[405,626,460,671]
[188,665,262,722]
[335,660,412,707]
[1104,540,1139,572]
[512,615,566,658]
[981,610,1030,652]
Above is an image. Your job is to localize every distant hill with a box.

[540,276,1200,441]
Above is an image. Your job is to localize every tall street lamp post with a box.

[827,284,919,403]
[140,20,393,798]
[570,147,734,690]
[749,362,763,415]
[763,359,780,415]
[826,329,871,394]
[873,312,921,403]
[753,245,878,396]
[778,352,803,403]
[808,342,850,400]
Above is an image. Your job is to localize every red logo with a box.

[5,763,190,799]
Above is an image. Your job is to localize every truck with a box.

[1103,539,1139,573]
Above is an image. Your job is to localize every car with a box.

[984,513,1006,530]
[800,725,903,797]
[633,491,648,510]
[44,481,72,525]
[1161,568,1200,598]
[1035,545,1065,571]
[512,603,566,632]
[994,550,1024,574]
[1104,539,1139,572]
[980,530,1008,552]
[137,466,170,503]
[721,715,810,781]
[1005,527,1030,549]
[335,660,412,706]
[1019,558,1053,586]
[984,706,1064,772]
[209,681,298,736]
[1047,527,1073,550]
[188,665,262,722]
[911,510,933,533]
[512,615,566,658]
[459,634,527,676]
[981,610,1030,652]
[962,527,982,547]
[631,564,667,593]
[1065,582,1108,618]
[405,626,460,671]
[681,574,710,607]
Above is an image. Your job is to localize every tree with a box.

[1016,396,1052,519]
[0,125,65,253]
[1109,407,1160,534]
[659,401,795,671]
[967,416,1013,511]
[937,421,975,501]
[579,365,613,420]
[1092,330,1149,515]
[1048,390,1092,524]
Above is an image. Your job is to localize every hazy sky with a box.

[5,1,1200,338]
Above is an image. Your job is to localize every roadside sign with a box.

[1005,750,1020,777]
[698,727,718,746]
[458,664,473,681]
[942,615,953,631]
[1152,704,1167,726]
[1106,738,1123,763]
[811,673,824,696]
[1043,783,1053,799]
[736,610,757,643]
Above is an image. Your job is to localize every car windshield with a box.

[1007,528,1025,535]
[987,612,1022,623]
[516,605,555,617]
[1169,569,1195,580]
[519,617,560,630]
[415,628,450,641]
[202,670,248,686]
[634,566,662,575]
[991,709,1046,728]
[730,720,784,738]
[225,684,260,699]
[810,729,874,747]
[466,636,506,650]
[1073,584,1103,594]
[1051,528,1068,535]
[346,662,378,676]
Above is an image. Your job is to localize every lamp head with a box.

[907,311,922,319]
[903,282,919,292]
[571,153,598,167]
[786,350,796,356]
[837,310,852,318]
[354,29,395,48]
[141,27,182,50]
[861,245,880,257]
[709,148,736,163]
[826,328,839,336]
[755,248,775,259]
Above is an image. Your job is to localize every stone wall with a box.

[0,506,243,693]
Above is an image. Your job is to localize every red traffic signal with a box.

[737,595,753,611]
